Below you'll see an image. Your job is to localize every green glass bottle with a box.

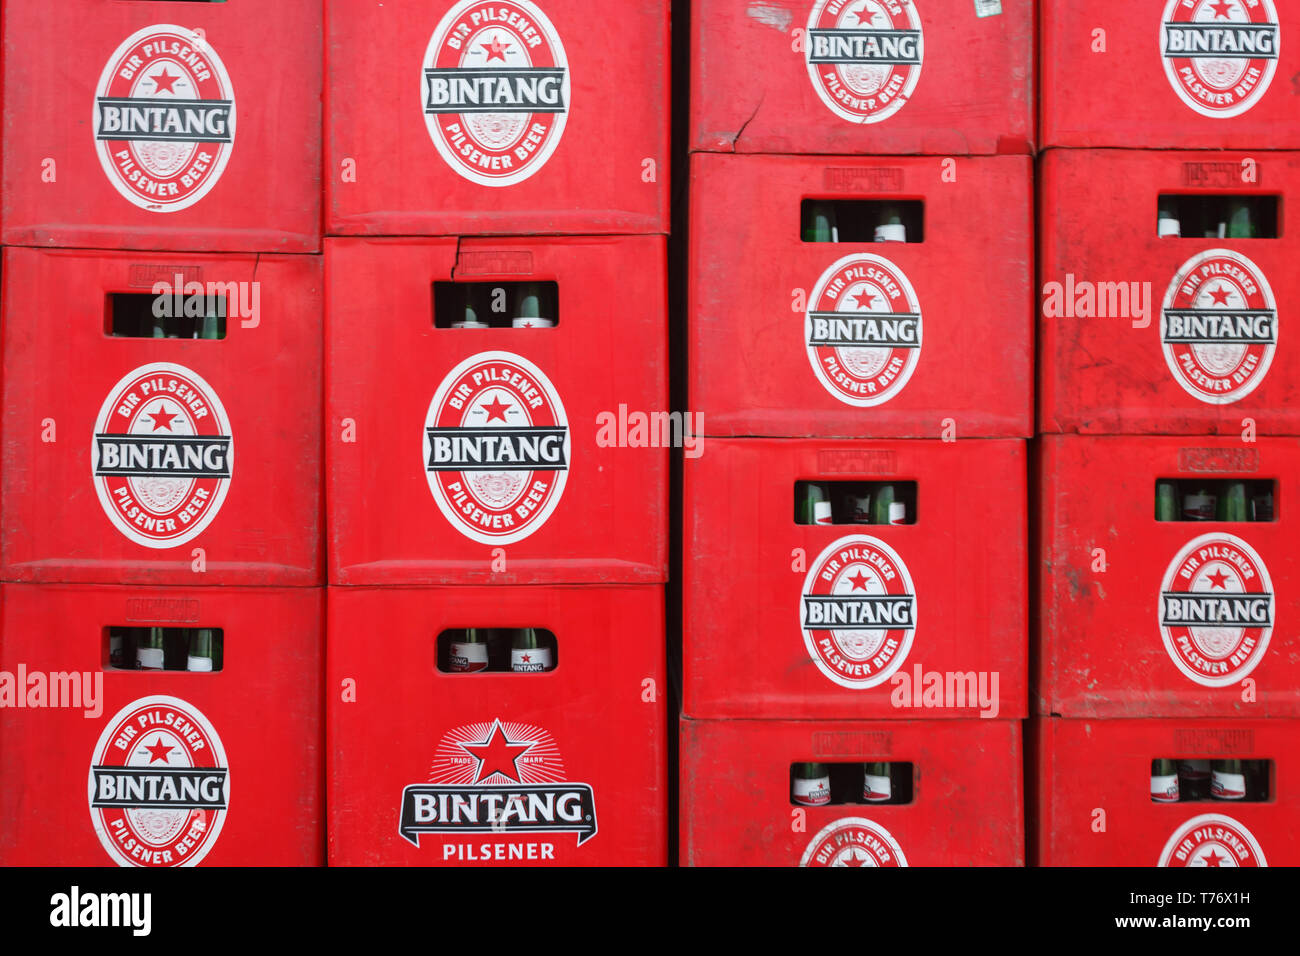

[136,627,166,670]
[448,628,489,673]
[1155,480,1178,521]
[1210,758,1246,800]
[1225,200,1256,239]
[873,204,906,242]
[862,762,893,803]
[187,629,217,672]
[512,283,554,328]
[797,482,832,526]
[510,628,553,672]
[452,287,489,329]
[1151,759,1180,803]
[791,762,831,806]
[803,202,838,243]
[1217,481,1249,521]
[872,484,906,525]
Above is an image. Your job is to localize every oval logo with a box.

[805,0,923,124]
[422,0,570,187]
[1158,813,1266,867]
[800,816,908,867]
[1161,249,1277,404]
[88,695,230,867]
[1160,0,1279,119]
[801,534,917,689]
[92,363,234,549]
[93,24,236,212]
[1159,533,1274,687]
[424,351,569,545]
[806,253,922,406]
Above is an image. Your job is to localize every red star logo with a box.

[461,722,534,784]
[846,570,872,591]
[142,737,175,764]
[1202,849,1225,867]
[852,290,877,309]
[1206,569,1230,589]
[482,35,512,61]
[520,654,531,663]
[853,7,878,24]
[480,395,512,423]
[146,403,178,431]
[1207,285,1233,307]
[151,68,181,94]
[1209,0,1235,19]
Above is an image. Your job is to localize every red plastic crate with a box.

[0,248,323,586]
[1042,0,1296,149]
[1040,150,1300,435]
[0,584,323,867]
[691,0,1033,156]
[1034,717,1294,866]
[327,585,667,866]
[1039,436,1297,718]
[1,0,321,251]
[326,0,668,235]
[326,236,667,585]
[684,438,1027,719]
[690,154,1033,438]
[680,717,1023,866]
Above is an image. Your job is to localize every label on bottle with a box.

[187,656,214,673]
[448,642,490,673]
[135,647,165,670]
[1151,774,1180,803]
[813,501,834,525]
[1211,771,1246,800]
[511,647,552,672]
[512,317,556,328]
[1182,494,1215,520]
[792,776,832,806]
[451,320,490,329]
[873,223,906,243]
[862,773,892,802]
[974,0,1001,17]
[848,496,871,524]
[889,501,907,525]
[1157,217,1181,238]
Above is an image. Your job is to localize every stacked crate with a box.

[1034,0,1298,866]
[0,1,324,865]
[679,0,1033,866]
[322,0,671,866]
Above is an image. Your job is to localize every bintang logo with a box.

[801,817,909,867]
[805,0,923,124]
[1160,249,1277,405]
[93,25,235,212]
[801,535,917,689]
[422,0,570,187]
[1158,814,1267,867]
[92,363,234,549]
[424,351,569,545]
[399,719,597,858]
[88,696,229,867]
[1160,0,1279,119]
[806,253,922,406]
[1159,533,1274,687]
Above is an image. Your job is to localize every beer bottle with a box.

[1150,759,1180,803]
[510,628,553,673]
[511,283,554,329]
[862,762,893,803]
[872,484,907,525]
[1178,759,1211,800]
[187,629,217,672]
[843,488,872,524]
[109,629,127,669]
[1157,199,1181,238]
[451,288,489,329]
[797,482,833,526]
[873,205,906,243]
[1217,481,1249,521]
[1252,481,1274,522]
[136,627,166,670]
[197,305,221,340]
[1181,482,1216,521]
[152,308,168,339]
[1225,200,1256,239]
[1155,480,1178,521]
[1210,759,1247,800]
[803,202,838,243]
[791,762,832,806]
[448,628,490,673]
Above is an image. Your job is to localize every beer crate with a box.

[689,153,1033,438]
[0,247,323,587]
[1032,717,1297,866]
[1038,435,1299,719]
[327,585,667,866]
[680,717,1024,866]
[1040,150,1300,435]
[1,0,321,252]
[0,584,324,867]
[690,0,1034,156]
[1042,0,1297,149]
[325,0,669,236]
[683,438,1028,720]
[326,236,668,586]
